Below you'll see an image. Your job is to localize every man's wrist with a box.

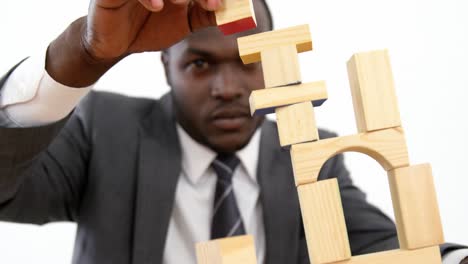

[46,17,122,88]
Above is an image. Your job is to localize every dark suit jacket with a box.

[0,64,462,264]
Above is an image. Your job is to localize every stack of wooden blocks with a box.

[197,1,445,263]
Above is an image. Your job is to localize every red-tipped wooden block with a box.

[215,0,257,35]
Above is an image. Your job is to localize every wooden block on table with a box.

[196,235,257,264]
[347,50,401,133]
[291,127,409,186]
[249,81,328,115]
[237,24,312,64]
[261,45,302,88]
[298,178,351,264]
[215,0,257,35]
[332,246,441,264]
[388,164,444,250]
[276,101,318,147]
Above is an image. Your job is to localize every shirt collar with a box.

[176,124,261,185]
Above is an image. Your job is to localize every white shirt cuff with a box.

[443,248,468,264]
[0,50,93,127]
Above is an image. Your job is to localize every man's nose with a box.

[211,65,244,100]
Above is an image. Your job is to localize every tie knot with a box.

[212,154,240,181]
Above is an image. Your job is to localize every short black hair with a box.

[258,0,274,30]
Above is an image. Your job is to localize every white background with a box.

[1,0,468,263]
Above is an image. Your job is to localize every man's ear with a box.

[161,50,172,86]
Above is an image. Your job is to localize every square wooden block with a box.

[297,179,351,264]
[275,101,318,147]
[388,164,444,250]
[261,45,301,88]
[215,0,257,35]
[196,235,257,264]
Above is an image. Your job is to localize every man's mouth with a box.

[210,107,250,130]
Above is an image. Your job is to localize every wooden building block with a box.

[298,179,351,264]
[215,0,257,35]
[347,50,401,133]
[196,235,257,264]
[290,127,409,186]
[237,24,312,64]
[332,246,441,264]
[261,45,302,88]
[388,164,444,250]
[276,101,318,147]
[249,81,328,115]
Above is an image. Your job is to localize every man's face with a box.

[163,3,270,153]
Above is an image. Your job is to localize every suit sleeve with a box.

[0,63,92,224]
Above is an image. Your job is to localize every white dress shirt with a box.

[163,125,265,264]
[0,54,467,264]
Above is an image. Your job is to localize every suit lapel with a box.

[258,121,302,264]
[132,95,182,264]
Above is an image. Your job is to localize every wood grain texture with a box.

[347,50,401,133]
[290,127,409,186]
[196,235,257,264]
[261,45,301,88]
[332,246,441,264]
[275,101,319,147]
[388,164,444,250]
[298,179,351,264]
[249,81,328,115]
[237,24,312,64]
[215,0,257,35]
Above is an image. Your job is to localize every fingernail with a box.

[150,0,164,11]
[208,0,223,10]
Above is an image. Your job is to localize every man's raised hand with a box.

[85,0,222,61]
[46,0,222,87]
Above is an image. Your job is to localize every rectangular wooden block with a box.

[237,24,312,64]
[249,81,327,115]
[275,101,318,147]
[291,127,409,186]
[388,164,444,250]
[298,179,351,264]
[196,235,257,264]
[347,50,401,133]
[215,0,257,35]
[261,45,301,88]
[332,246,441,264]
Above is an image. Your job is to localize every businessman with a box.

[0,0,466,263]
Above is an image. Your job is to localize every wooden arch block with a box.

[215,0,257,35]
[298,178,352,264]
[276,101,319,147]
[237,24,312,64]
[347,50,401,133]
[290,127,409,186]
[388,164,444,250]
[196,235,257,264]
[249,81,328,116]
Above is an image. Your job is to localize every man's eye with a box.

[191,59,208,69]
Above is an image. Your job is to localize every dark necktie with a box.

[210,154,246,239]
